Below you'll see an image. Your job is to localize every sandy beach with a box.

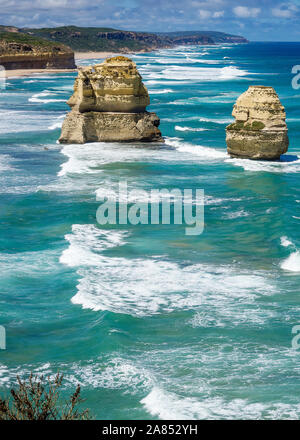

[3,68,76,78]
[2,53,134,78]
[75,51,119,60]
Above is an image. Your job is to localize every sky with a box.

[1,0,300,41]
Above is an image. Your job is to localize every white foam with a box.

[223,210,250,219]
[171,93,238,104]
[58,141,192,178]
[60,224,127,267]
[165,138,228,160]
[227,156,300,174]
[163,116,200,122]
[280,237,300,272]
[175,126,209,132]
[163,116,232,124]
[0,154,15,172]
[0,356,153,394]
[145,65,248,82]
[58,144,106,176]
[65,357,153,391]
[141,386,299,420]
[29,90,65,104]
[48,121,63,130]
[281,236,294,248]
[0,248,60,277]
[199,117,233,124]
[60,223,275,317]
[281,252,300,272]
[0,109,65,134]
[148,89,174,94]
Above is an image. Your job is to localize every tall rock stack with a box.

[59,56,163,144]
[226,86,289,160]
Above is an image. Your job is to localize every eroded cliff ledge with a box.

[0,31,76,70]
[59,56,163,144]
[226,86,289,160]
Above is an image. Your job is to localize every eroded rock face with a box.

[59,56,163,144]
[226,86,289,160]
[0,39,75,70]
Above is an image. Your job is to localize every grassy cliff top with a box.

[21,26,169,52]
[0,30,73,54]
[156,30,249,42]
[0,25,248,53]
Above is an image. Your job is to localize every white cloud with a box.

[198,9,212,19]
[213,10,224,18]
[272,3,298,18]
[233,6,261,18]
[191,0,224,7]
[198,9,224,19]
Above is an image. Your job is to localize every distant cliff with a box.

[156,31,249,45]
[0,30,76,70]
[0,25,248,65]
[16,26,248,52]
[20,26,171,52]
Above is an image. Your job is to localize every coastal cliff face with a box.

[157,31,248,45]
[226,86,289,160]
[0,31,76,70]
[18,26,248,52]
[59,56,163,144]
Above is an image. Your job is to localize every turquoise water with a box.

[1,42,300,419]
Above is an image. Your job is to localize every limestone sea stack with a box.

[59,56,163,144]
[226,86,289,160]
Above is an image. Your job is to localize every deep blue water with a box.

[0,42,300,419]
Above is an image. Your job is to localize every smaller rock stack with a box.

[59,56,163,144]
[226,86,289,160]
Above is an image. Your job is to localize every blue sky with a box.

[1,0,300,40]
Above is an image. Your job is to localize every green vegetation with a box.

[0,30,72,53]
[227,121,265,131]
[0,373,90,420]
[0,25,247,53]
[251,121,265,130]
[22,26,167,52]
[157,30,249,43]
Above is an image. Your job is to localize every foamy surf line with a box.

[227,156,300,174]
[163,116,233,124]
[58,138,300,177]
[175,126,210,132]
[0,154,16,172]
[141,387,300,420]
[280,237,300,272]
[148,89,174,94]
[60,224,276,317]
[0,357,153,393]
[143,65,249,82]
[58,140,227,179]
[29,90,66,104]
[165,138,228,160]
[0,109,65,134]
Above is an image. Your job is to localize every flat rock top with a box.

[80,56,141,80]
[236,85,284,109]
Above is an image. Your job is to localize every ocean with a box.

[0,41,300,420]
